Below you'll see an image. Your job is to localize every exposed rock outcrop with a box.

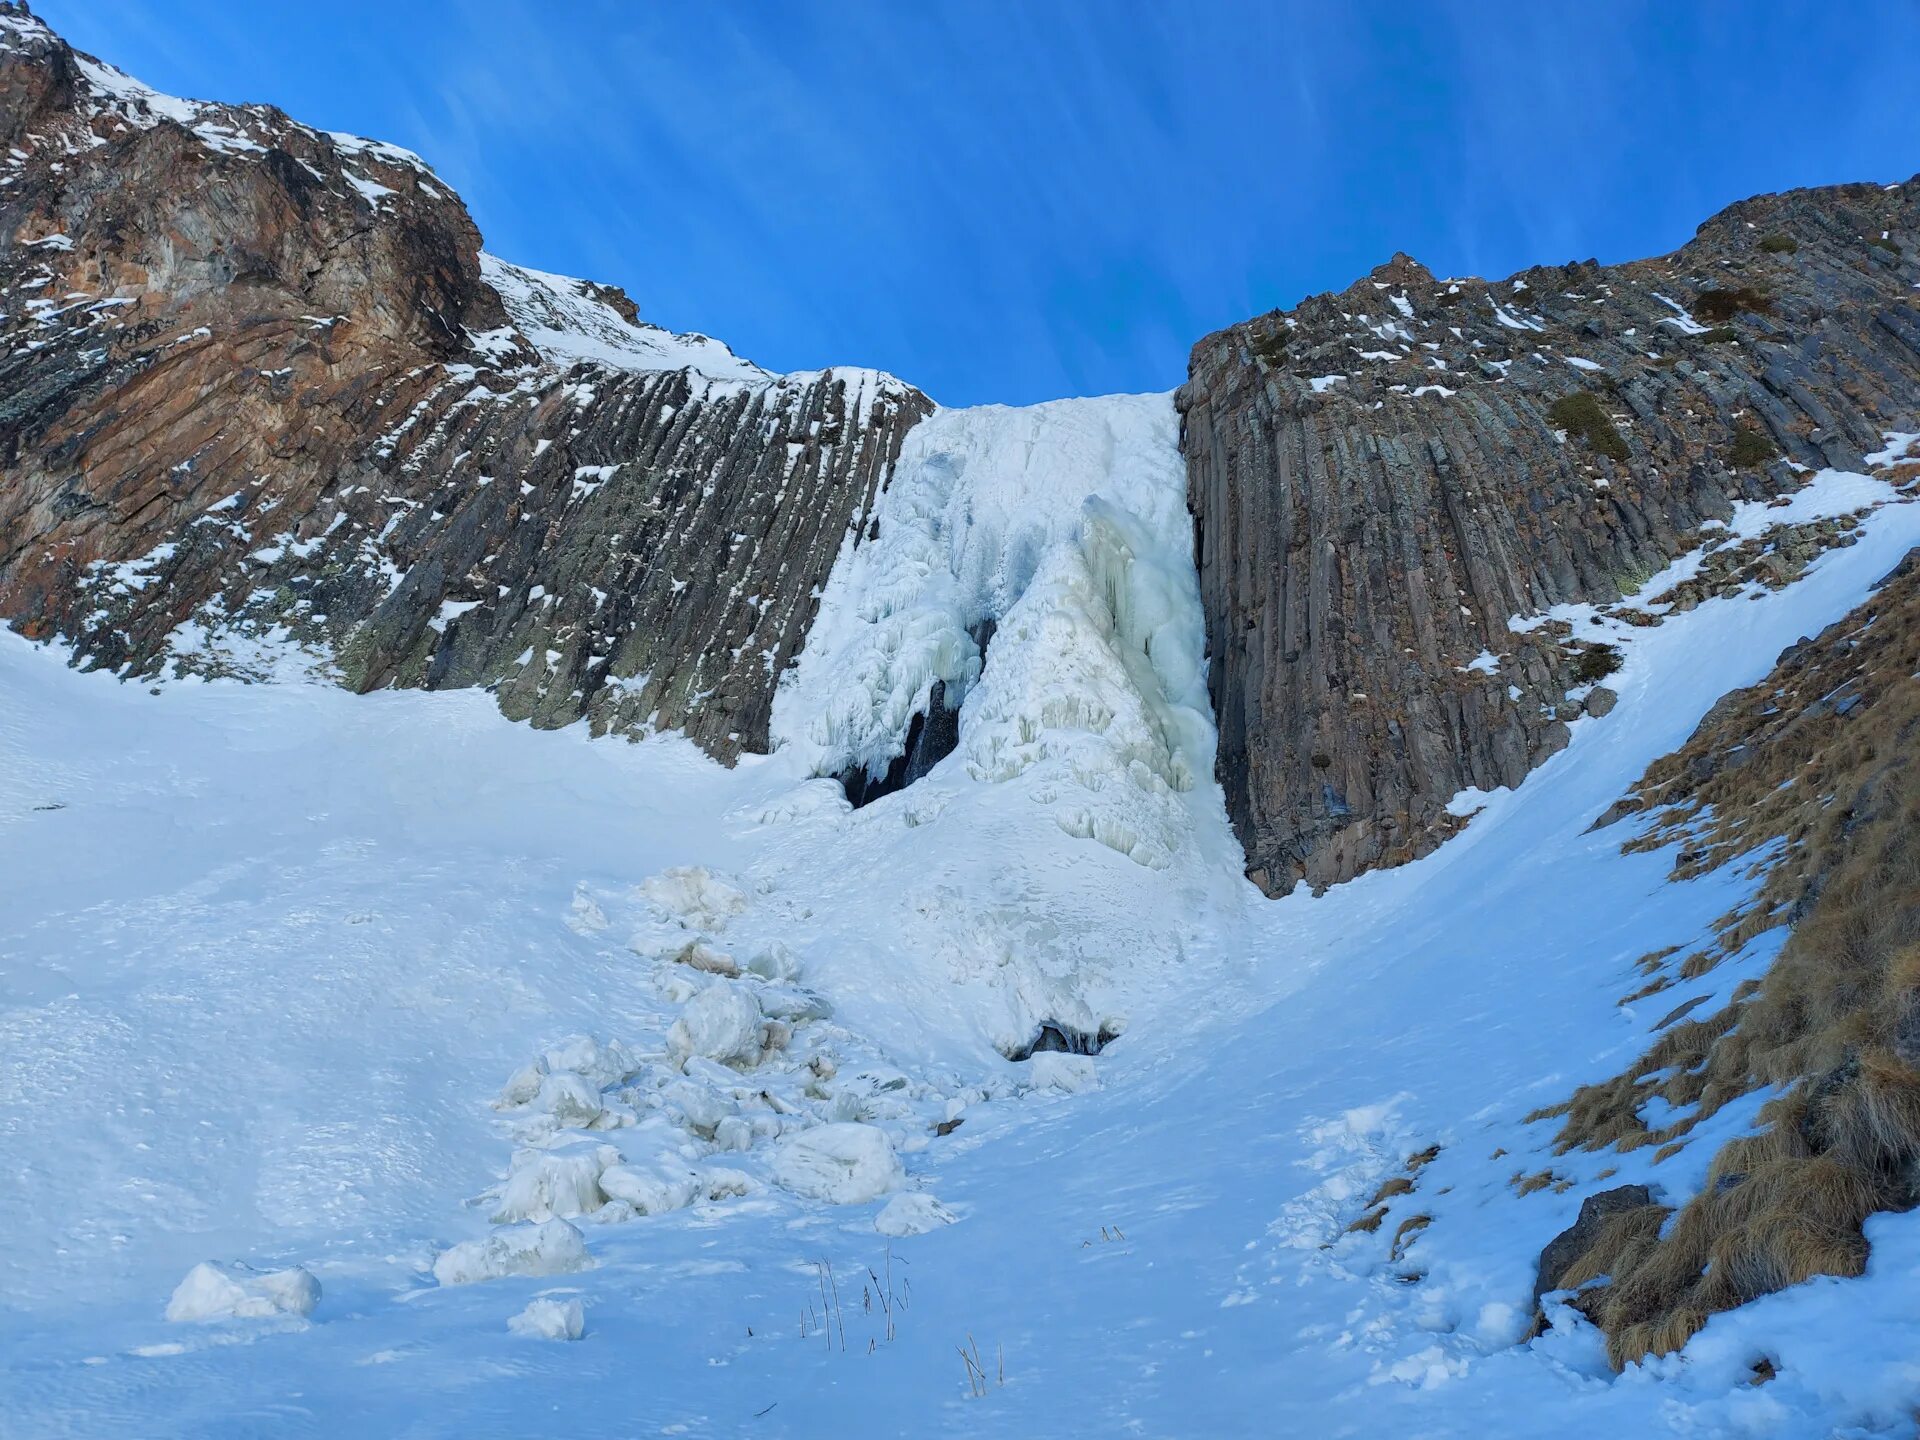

[1182,181,1920,893]
[0,5,929,760]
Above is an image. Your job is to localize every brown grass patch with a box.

[1370,1176,1415,1206]
[1534,547,1920,1367]
[1390,1215,1431,1261]
[1346,1206,1387,1235]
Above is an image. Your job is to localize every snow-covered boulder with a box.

[432,1219,593,1286]
[773,1122,904,1203]
[491,1140,623,1223]
[165,1262,320,1323]
[668,983,777,1069]
[508,1296,585,1341]
[639,866,747,931]
[874,1192,958,1237]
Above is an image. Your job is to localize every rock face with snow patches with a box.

[0,5,929,760]
[1182,180,1920,893]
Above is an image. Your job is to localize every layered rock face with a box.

[1181,178,1920,894]
[0,5,928,759]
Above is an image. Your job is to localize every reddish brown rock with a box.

[0,4,929,760]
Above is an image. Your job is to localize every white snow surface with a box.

[6,392,1920,1436]
[478,254,771,383]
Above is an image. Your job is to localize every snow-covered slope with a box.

[10,380,1920,1433]
[477,254,772,382]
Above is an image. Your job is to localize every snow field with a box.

[7,404,1920,1434]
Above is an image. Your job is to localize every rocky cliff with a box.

[1181,179,1920,894]
[0,4,929,760]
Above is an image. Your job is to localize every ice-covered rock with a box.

[874,1192,959,1237]
[432,1219,593,1286]
[491,1141,623,1223]
[165,1262,320,1323]
[507,1296,585,1341]
[773,1122,905,1203]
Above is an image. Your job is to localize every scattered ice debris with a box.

[507,1296,585,1342]
[164,1262,319,1323]
[432,1219,593,1287]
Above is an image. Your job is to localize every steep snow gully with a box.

[11,369,1920,1433]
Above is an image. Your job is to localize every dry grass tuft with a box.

[1390,1215,1431,1261]
[1370,1176,1415,1206]
[1346,1206,1387,1235]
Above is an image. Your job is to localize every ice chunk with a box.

[494,1057,549,1110]
[533,1070,609,1128]
[668,983,770,1069]
[165,1262,320,1322]
[639,867,747,931]
[668,940,740,977]
[432,1219,593,1286]
[756,985,832,1023]
[745,942,802,982]
[661,1079,733,1138]
[874,1192,958,1236]
[541,1035,638,1089]
[1027,1052,1100,1093]
[491,1141,622,1223]
[599,1160,703,1217]
[507,1296,585,1341]
[773,1122,905,1203]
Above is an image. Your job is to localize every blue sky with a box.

[38,1,1920,407]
